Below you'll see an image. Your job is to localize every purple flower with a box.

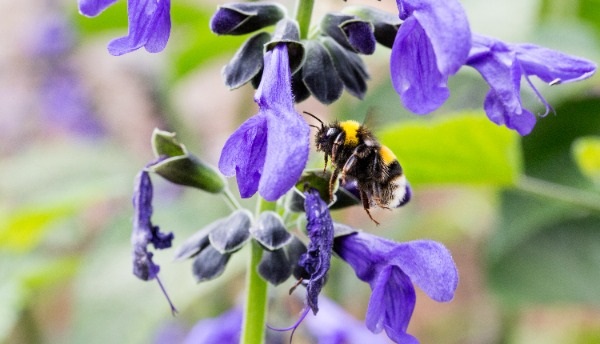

[390,0,471,114]
[219,44,310,201]
[108,0,171,56]
[132,170,173,280]
[181,308,242,344]
[78,0,118,17]
[334,232,458,344]
[305,297,391,344]
[299,188,334,314]
[466,34,597,135]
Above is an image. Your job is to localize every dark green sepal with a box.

[322,37,369,99]
[223,32,271,89]
[151,155,225,193]
[291,70,310,103]
[192,245,231,282]
[210,2,286,36]
[265,19,305,74]
[173,226,213,260]
[150,129,226,193]
[288,236,309,280]
[288,169,360,212]
[251,211,292,251]
[258,248,292,285]
[152,129,186,157]
[301,40,343,105]
[343,6,401,49]
[208,209,253,253]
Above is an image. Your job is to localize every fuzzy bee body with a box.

[310,116,411,224]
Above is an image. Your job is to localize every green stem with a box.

[240,198,274,344]
[240,240,269,344]
[516,175,600,213]
[294,0,315,40]
[223,188,243,211]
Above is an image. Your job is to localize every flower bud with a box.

[210,2,286,35]
[150,129,226,193]
[320,13,375,54]
[343,6,402,48]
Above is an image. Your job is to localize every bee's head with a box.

[303,111,331,152]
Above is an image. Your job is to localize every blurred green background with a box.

[1,0,599,343]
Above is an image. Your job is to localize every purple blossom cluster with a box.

[88,0,598,343]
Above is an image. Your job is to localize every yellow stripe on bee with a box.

[379,145,397,165]
[339,120,361,145]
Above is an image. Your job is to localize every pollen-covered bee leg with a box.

[328,168,340,202]
[360,189,380,225]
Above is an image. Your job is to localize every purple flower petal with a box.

[334,231,458,343]
[513,44,597,84]
[305,296,392,344]
[182,308,242,344]
[388,240,459,302]
[219,114,267,198]
[219,44,310,201]
[78,0,118,17]
[131,170,174,280]
[108,0,171,55]
[467,34,596,135]
[390,17,449,114]
[366,266,418,344]
[391,0,471,114]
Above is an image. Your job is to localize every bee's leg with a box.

[328,168,340,202]
[331,132,345,161]
[323,154,329,173]
[372,183,392,210]
[342,155,357,176]
[360,189,380,225]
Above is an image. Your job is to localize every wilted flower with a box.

[466,34,597,135]
[299,188,334,314]
[131,170,173,281]
[219,43,310,201]
[108,0,171,56]
[334,231,458,343]
[390,0,471,114]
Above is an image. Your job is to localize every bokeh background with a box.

[1,0,600,343]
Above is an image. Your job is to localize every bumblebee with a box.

[306,112,411,224]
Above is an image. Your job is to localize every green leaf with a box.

[0,205,77,252]
[572,136,600,184]
[378,112,522,186]
[488,213,600,306]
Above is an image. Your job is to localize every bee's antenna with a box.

[309,124,320,130]
[303,111,324,127]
